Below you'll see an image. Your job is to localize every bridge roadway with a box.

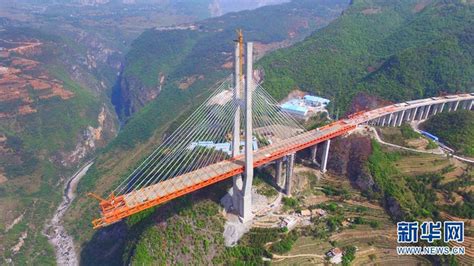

[92,93,474,228]
[93,121,355,228]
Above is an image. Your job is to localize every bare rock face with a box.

[384,196,406,221]
[328,134,407,221]
[327,134,378,194]
[114,72,162,119]
[346,92,392,115]
[61,106,116,166]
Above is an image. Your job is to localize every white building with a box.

[281,100,309,117]
[304,95,330,107]
[188,139,258,155]
[280,217,298,230]
[326,247,343,264]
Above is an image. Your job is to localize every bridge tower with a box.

[231,31,254,223]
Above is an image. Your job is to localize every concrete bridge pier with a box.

[439,102,446,113]
[310,145,318,164]
[411,107,419,121]
[453,100,460,111]
[390,113,397,127]
[423,105,432,120]
[380,115,387,126]
[404,109,411,122]
[284,153,295,196]
[375,117,382,126]
[418,105,426,120]
[232,175,244,215]
[321,139,331,173]
[409,108,416,121]
[448,101,454,112]
[275,158,283,187]
[432,104,439,116]
[387,113,394,126]
[461,100,471,110]
[397,110,405,126]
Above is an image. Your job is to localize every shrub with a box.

[282,197,299,209]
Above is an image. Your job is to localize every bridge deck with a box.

[93,122,354,228]
[124,123,348,207]
[93,93,474,228]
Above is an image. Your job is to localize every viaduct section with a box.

[90,36,474,228]
[207,36,474,223]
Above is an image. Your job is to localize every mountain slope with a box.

[259,0,474,112]
[0,25,117,264]
[64,0,349,263]
[113,0,349,121]
[422,110,474,156]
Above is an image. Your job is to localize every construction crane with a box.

[234,29,244,90]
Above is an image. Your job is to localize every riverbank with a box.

[43,161,94,265]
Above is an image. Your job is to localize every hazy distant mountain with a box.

[208,0,289,16]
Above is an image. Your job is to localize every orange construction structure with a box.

[91,120,355,228]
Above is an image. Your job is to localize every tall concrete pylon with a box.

[240,42,254,222]
[231,38,254,223]
[231,39,243,215]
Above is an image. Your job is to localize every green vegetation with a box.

[260,0,474,111]
[218,227,292,264]
[327,215,344,232]
[282,197,299,209]
[126,199,226,265]
[342,245,357,266]
[0,26,110,264]
[367,141,404,200]
[0,28,103,177]
[270,231,298,254]
[123,0,347,87]
[322,185,351,199]
[400,124,420,139]
[368,141,437,220]
[367,140,473,221]
[422,110,474,156]
[426,139,438,150]
[253,170,278,197]
[448,193,474,219]
[65,2,349,260]
[112,0,348,144]
[352,216,380,229]
[440,170,474,218]
[378,126,413,147]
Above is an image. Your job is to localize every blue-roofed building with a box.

[304,95,330,107]
[281,100,309,116]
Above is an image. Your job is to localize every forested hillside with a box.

[113,0,348,122]
[259,0,474,112]
[422,110,474,156]
[56,1,474,264]
[65,0,350,263]
[0,26,117,263]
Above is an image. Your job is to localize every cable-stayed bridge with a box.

[89,37,474,229]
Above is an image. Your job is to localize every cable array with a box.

[113,76,306,196]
